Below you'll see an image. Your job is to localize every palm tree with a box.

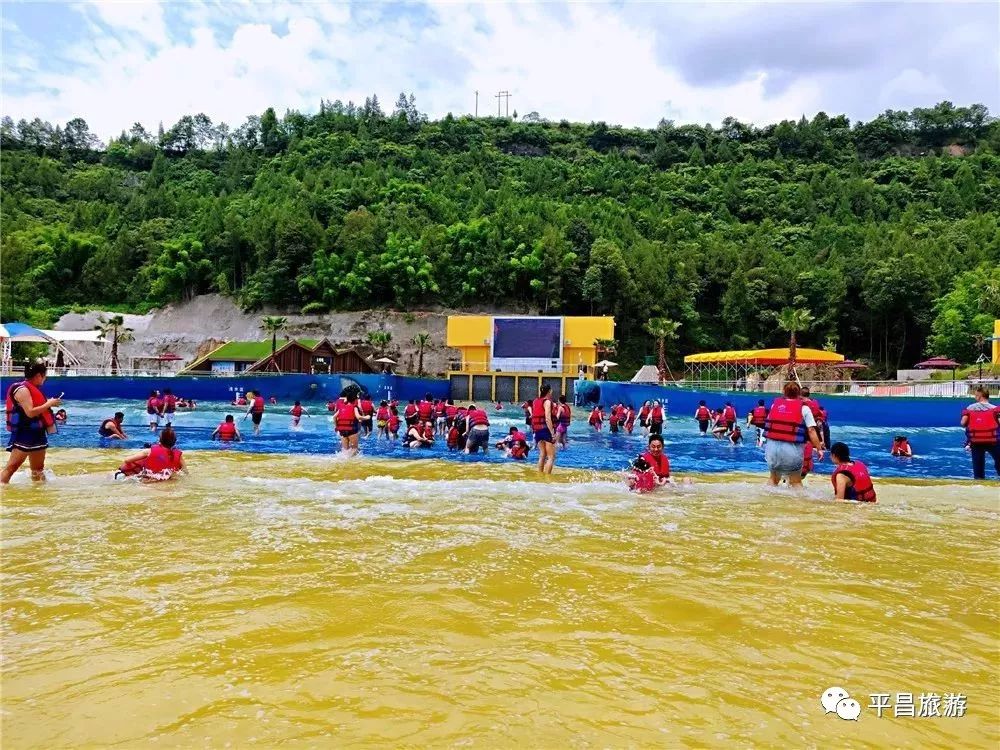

[777,307,815,379]
[594,338,618,356]
[261,316,288,368]
[366,330,392,358]
[645,317,681,383]
[95,314,134,375]
[411,332,431,376]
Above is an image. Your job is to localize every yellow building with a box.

[445,315,615,403]
[993,320,1000,366]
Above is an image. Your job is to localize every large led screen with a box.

[491,317,563,370]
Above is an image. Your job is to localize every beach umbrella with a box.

[373,357,397,364]
[155,352,183,374]
[915,356,961,394]
[595,360,618,368]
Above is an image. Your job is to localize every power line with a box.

[496,90,511,117]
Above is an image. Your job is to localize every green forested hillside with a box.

[2,99,999,372]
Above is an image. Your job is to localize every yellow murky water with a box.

[2,450,998,748]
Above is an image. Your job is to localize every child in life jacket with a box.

[496,426,529,459]
[117,427,186,481]
[289,400,306,428]
[387,406,401,440]
[890,435,913,457]
[626,435,672,493]
[211,414,242,442]
[446,423,460,450]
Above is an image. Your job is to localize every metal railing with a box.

[448,361,589,376]
[663,379,998,398]
[0,366,282,378]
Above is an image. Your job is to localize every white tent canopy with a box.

[42,329,103,343]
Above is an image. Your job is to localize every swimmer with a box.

[161,388,177,425]
[116,426,186,481]
[244,390,265,435]
[404,399,418,427]
[695,400,710,435]
[722,402,737,432]
[406,420,434,448]
[648,400,665,437]
[494,400,503,411]
[445,399,458,428]
[54,408,68,423]
[609,403,621,434]
[747,399,767,446]
[588,404,604,431]
[446,423,460,450]
[626,434,672,492]
[496,426,529,459]
[624,404,636,434]
[358,393,375,438]
[890,435,913,457]
[146,390,161,431]
[269,395,277,405]
[711,409,729,438]
[99,412,127,440]
[416,394,435,427]
[728,425,743,445]
[333,393,362,454]
[289,400,306,428]
[435,399,448,435]
[211,414,242,442]
[387,406,401,440]
[830,442,877,503]
[555,394,571,449]
[375,400,390,439]
[638,400,652,436]
[464,403,491,455]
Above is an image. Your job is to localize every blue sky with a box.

[2,1,998,140]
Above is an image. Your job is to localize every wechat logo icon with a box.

[821,687,861,721]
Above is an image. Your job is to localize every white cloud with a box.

[0,1,994,140]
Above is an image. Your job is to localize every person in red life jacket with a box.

[446,423,461,450]
[531,384,557,474]
[588,404,604,431]
[694,400,711,435]
[406,421,434,449]
[404,399,419,427]
[326,399,337,413]
[960,386,1000,479]
[624,405,636,434]
[387,406,401,440]
[763,381,824,488]
[608,403,621,434]
[146,390,162,431]
[627,435,672,493]
[830,442,877,503]
[627,455,657,494]
[638,400,652,435]
[746,399,768,446]
[2,362,61,484]
[890,435,913,457]
[334,393,363,454]
[54,408,68,424]
[375,400,391,439]
[711,408,730,438]
[648,400,665,437]
[435,399,448,435]
[116,426,186,481]
[799,386,827,448]
[464,403,491,455]
[445,399,458,428]
[494,401,503,411]
[211,414,243,442]
[453,407,469,450]
[99,412,127,440]
[243,390,265,436]
[722,402,737,430]
[161,388,178,426]
[417,393,435,426]
[496,426,529,459]
[358,394,375,437]
[289,400,307,429]
[233,393,248,407]
[555,395,572,449]
[729,425,744,445]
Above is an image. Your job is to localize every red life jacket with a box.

[695,406,710,421]
[147,397,160,413]
[804,398,823,423]
[446,405,458,418]
[723,405,736,422]
[468,408,489,428]
[388,415,400,431]
[326,400,337,412]
[447,427,459,447]
[650,405,664,423]
[510,442,527,459]
[639,405,651,421]
[641,450,671,479]
[335,402,357,432]
[404,404,417,418]
[436,401,447,417]
[558,404,572,426]
[831,461,877,503]
[163,394,177,413]
[964,406,999,444]
[750,406,767,427]
[589,409,602,424]
[630,470,656,494]
[218,421,237,440]
[252,396,265,414]
[422,424,435,439]
[891,438,910,455]
[764,398,806,443]
[291,405,303,418]
[625,408,635,427]
[417,400,434,420]
[376,406,390,421]
[143,444,183,474]
[5,381,54,432]
[511,430,527,442]
[531,397,551,431]
[360,399,374,417]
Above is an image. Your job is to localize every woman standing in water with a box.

[2,362,61,484]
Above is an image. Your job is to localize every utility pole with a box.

[474,90,478,117]
[496,90,511,117]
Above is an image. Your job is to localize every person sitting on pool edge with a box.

[212,414,242,442]
[830,442,877,503]
[890,435,913,457]
[99,412,127,440]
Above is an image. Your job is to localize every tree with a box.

[261,316,288,367]
[777,308,814,379]
[594,338,618,357]
[366,330,392,358]
[95,314,134,375]
[411,331,431,376]
[645,317,681,382]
